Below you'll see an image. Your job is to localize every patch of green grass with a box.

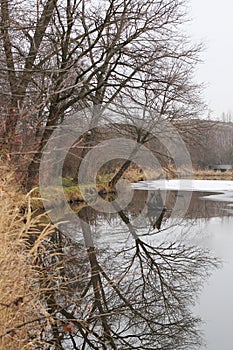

[62,177,77,187]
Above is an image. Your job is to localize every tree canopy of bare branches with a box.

[0,0,204,186]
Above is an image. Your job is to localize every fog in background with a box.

[188,0,233,119]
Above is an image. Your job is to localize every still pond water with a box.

[132,179,233,350]
[69,179,233,349]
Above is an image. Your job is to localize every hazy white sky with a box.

[187,0,233,118]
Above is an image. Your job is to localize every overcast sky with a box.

[187,0,233,118]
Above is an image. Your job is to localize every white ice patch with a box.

[131,179,233,204]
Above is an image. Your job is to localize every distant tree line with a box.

[186,120,233,167]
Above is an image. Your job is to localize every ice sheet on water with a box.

[132,179,233,204]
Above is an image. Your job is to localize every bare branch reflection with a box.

[36,206,219,349]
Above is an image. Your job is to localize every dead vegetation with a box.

[0,162,55,349]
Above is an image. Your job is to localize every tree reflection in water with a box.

[40,202,219,350]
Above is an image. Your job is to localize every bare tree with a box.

[0,0,204,187]
[0,0,58,141]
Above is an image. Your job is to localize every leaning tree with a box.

[0,0,205,186]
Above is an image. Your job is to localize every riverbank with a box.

[58,168,233,205]
[3,165,231,211]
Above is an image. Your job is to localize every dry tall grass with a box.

[194,168,233,180]
[0,163,55,349]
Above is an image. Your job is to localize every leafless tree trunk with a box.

[0,0,205,188]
